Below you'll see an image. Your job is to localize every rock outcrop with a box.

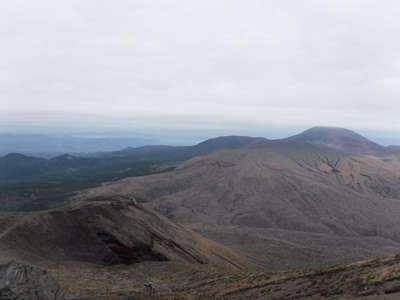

[0,261,64,300]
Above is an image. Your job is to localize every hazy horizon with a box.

[1,124,400,148]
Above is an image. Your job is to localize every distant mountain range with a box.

[2,128,399,158]
[2,127,399,185]
[0,133,158,156]
[0,136,266,184]
[1,127,400,211]
[0,135,268,211]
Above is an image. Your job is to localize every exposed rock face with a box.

[96,230,169,265]
[0,261,64,300]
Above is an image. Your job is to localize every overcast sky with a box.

[1,0,400,142]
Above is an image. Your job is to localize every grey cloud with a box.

[1,0,400,134]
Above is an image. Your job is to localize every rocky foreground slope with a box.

[0,196,255,299]
[0,261,65,300]
[6,251,400,299]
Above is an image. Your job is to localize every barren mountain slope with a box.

[76,143,400,235]
[0,196,251,271]
[75,141,400,268]
[189,224,400,271]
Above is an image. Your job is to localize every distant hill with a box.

[192,136,267,152]
[284,126,386,155]
[0,135,266,184]
[0,153,97,183]
[388,145,400,151]
[105,136,268,159]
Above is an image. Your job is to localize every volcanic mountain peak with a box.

[290,126,368,143]
[286,126,385,155]
[1,152,42,161]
